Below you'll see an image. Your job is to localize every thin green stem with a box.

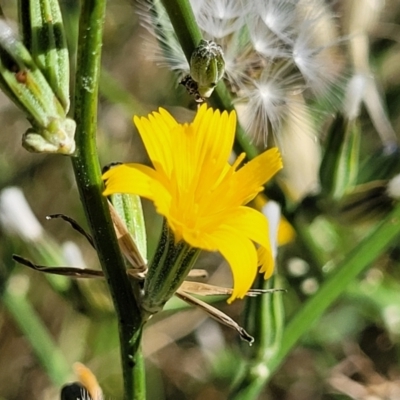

[72,1,143,399]
[160,0,201,61]
[232,202,400,398]
[229,275,285,400]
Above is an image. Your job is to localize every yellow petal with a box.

[204,227,258,302]
[133,109,178,177]
[104,105,282,304]
[258,246,274,279]
[277,217,296,246]
[223,206,270,248]
[103,164,171,216]
[233,147,283,205]
[175,105,236,201]
[192,105,236,177]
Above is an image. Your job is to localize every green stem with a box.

[234,202,400,399]
[72,2,144,399]
[229,275,284,400]
[160,0,258,159]
[2,281,70,386]
[160,0,201,61]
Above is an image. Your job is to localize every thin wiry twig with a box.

[46,213,95,248]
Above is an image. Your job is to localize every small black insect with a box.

[179,74,204,103]
[61,383,92,400]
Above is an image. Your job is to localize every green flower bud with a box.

[22,118,76,154]
[19,0,70,112]
[190,39,225,98]
[0,19,75,154]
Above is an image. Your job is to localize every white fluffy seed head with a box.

[137,0,346,146]
[192,0,249,39]
[137,0,189,74]
[292,0,345,99]
[235,63,303,145]
[252,0,297,41]
[247,16,292,60]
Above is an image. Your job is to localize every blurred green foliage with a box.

[1,1,400,399]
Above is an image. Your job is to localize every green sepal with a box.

[142,220,200,318]
[110,192,147,263]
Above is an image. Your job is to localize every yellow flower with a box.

[103,104,282,302]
